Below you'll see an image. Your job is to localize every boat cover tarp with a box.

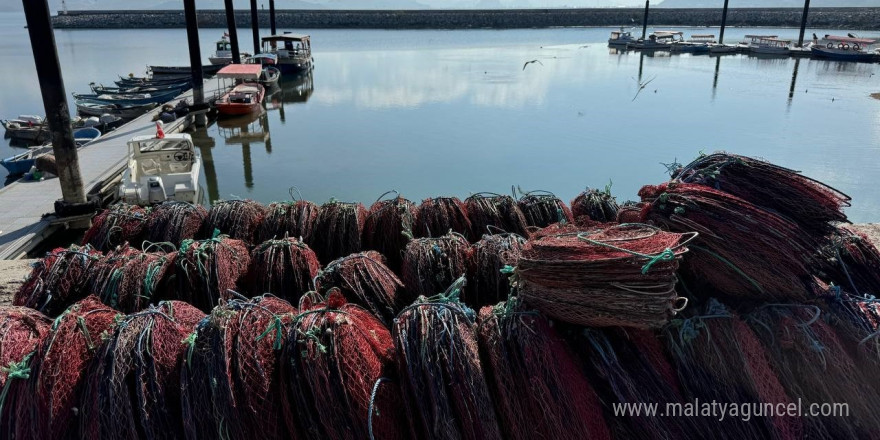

[217,64,263,80]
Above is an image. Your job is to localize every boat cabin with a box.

[121,133,200,205]
[215,36,233,55]
[743,35,778,44]
[651,31,684,42]
[757,38,792,48]
[261,34,311,59]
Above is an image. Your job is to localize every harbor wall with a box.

[51,8,880,30]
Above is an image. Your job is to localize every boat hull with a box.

[216,103,263,116]
[149,64,224,77]
[73,89,179,106]
[811,46,877,62]
[276,60,313,74]
[1,156,35,176]
[750,46,790,55]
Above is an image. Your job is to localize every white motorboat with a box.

[749,36,791,56]
[119,129,201,205]
[608,27,637,47]
[209,34,250,65]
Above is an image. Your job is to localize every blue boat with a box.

[72,88,180,106]
[1,127,101,176]
[90,81,190,95]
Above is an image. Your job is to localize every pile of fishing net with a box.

[814,282,880,377]
[0,307,52,436]
[746,304,880,438]
[639,182,821,301]
[315,251,409,326]
[182,295,295,440]
[402,233,473,299]
[464,193,529,239]
[14,244,103,316]
[21,296,118,439]
[414,197,472,240]
[393,278,502,439]
[176,236,250,311]
[362,192,416,272]
[663,299,802,440]
[81,204,151,252]
[247,237,320,302]
[821,226,880,297]
[466,233,524,307]
[312,200,367,264]
[518,223,694,328]
[477,297,611,440]
[203,199,269,244]
[516,190,573,228]
[672,152,850,234]
[80,301,204,439]
[571,187,619,223]
[86,244,177,313]
[145,201,207,246]
[616,201,643,224]
[257,199,319,244]
[283,290,410,439]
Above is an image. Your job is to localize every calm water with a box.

[1,12,879,221]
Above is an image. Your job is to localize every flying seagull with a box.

[523,60,544,71]
[632,76,657,102]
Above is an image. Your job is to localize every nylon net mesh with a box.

[464,194,529,239]
[315,251,410,326]
[363,195,416,272]
[821,226,880,298]
[15,245,103,317]
[248,237,320,303]
[466,233,524,307]
[87,245,177,314]
[203,199,269,245]
[517,191,573,229]
[81,204,151,252]
[402,233,473,300]
[571,187,620,223]
[176,236,251,312]
[145,201,207,246]
[413,197,473,241]
[312,201,368,265]
[0,307,52,438]
[258,200,320,245]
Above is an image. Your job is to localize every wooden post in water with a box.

[718,0,730,44]
[250,0,260,54]
[641,0,650,40]
[183,0,205,111]
[269,0,277,36]
[21,0,87,210]
[797,0,811,47]
[223,0,241,63]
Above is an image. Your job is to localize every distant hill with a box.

[657,0,876,7]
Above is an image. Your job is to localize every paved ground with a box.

[0,259,36,305]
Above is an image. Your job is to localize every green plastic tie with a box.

[256,316,285,350]
[641,248,675,274]
[0,352,34,416]
[182,332,197,367]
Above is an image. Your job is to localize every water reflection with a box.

[189,127,220,204]
[268,72,314,124]
[788,58,801,108]
[217,111,271,190]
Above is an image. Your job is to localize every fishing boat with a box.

[115,74,192,88]
[209,34,251,65]
[260,34,313,74]
[608,27,637,47]
[1,127,101,176]
[709,43,738,54]
[90,80,190,95]
[75,114,124,133]
[671,34,714,53]
[73,89,180,106]
[149,64,224,77]
[214,64,266,116]
[75,100,159,119]
[245,54,282,89]
[811,35,879,62]
[118,128,201,205]
[628,31,684,51]
[2,115,47,142]
[749,37,791,55]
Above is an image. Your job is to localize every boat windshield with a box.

[133,139,192,153]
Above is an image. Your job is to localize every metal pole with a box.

[269,0,277,35]
[797,0,811,47]
[719,0,730,44]
[21,0,86,207]
[251,0,260,54]
[223,0,241,63]
[183,0,205,109]
[641,0,649,40]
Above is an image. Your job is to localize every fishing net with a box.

[464,193,529,239]
[145,201,208,246]
[362,192,416,272]
[14,245,103,317]
[465,233,524,307]
[671,152,850,234]
[639,182,821,301]
[517,223,694,328]
[746,304,880,438]
[247,237,320,302]
[203,199,269,245]
[393,278,502,440]
[23,296,119,440]
[312,201,368,265]
[413,196,473,241]
[616,201,643,224]
[181,295,296,440]
[820,226,880,298]
[0,307,52,438]
[516,190,573,229]
[571,187,619,223]
[814,282,880,383]
[663,299,802,440]
[81,204,151,252]
[87,244,178,314]
[80,301,204,440]
[284,289,410,440]
[401,233,473,300]
[477,297,611,440]
[315,251,409,326]
[176,236,251,311]
[258,200,320,245]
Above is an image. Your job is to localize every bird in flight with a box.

[631,76,656,102]
[523,59,544,70]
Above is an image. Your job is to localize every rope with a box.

[0,352,34,416]
[367,377,391,440]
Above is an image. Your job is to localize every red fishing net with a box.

[86,244,177,314]
[81,204,151,252]
[362,193,416,272]
[672,152,850,234]
[477,298,611,440]
[413,196,473,241]
[315,251,410,326]
[258,200,320,244]
[176,236,251,312]
[821,226,880,298]
[203,199,269,245]
[145,201,208,246]
[15,245,103,316]
[616,201,643,224]
[516,191,574,229]
[571,187,619,223]
[80,301,204,440]
[393,279,502,440]
[518,223,694,328]
[182,296,296,440]
[247,237,320,302]
[284,290,410,440]
[464,193,529,239]
[466,233,524,307]
[639,182,820,301]
[814,281,880,384]
[402,233,474,300]
[312,201,368,265]
[0,307,52,437]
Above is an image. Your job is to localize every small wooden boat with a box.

[119,130,201,205]
[709,44,739,54]
[2,118,48,143]
[671,34,714,53]
[73,89,180,106]
[149,64,224,77]
[749,36,791,56]
[260,34,313,74]
[628,31,684,51]
[811,35,879,62]
[115,74,192,87]
[75,114,125,133]
[75,99,159,119]
[1,127,101,176]
[90,80,190,95]
[245,54,282,88]
[215,64,266,116]
[608,27,637,47]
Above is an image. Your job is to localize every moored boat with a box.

[149,64,224,77]
[119,129,202,205]
[261,33,313,74]
[90,80,190,95]
[608,27,636,47]
[749,36,791,55]
[245,54,282,89]
[628,31,684,51]
[75,100,159,119]
[1,127,101,177]
[811,35,879,62]
[115,74,192,88]
[709,44,738,54]
[214,64,266,116]
[73,89,180,106]
[208,34,251,65]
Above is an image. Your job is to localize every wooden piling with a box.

[223,0,241,64]
[183,0,205,106]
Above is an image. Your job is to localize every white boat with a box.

[749,36,791,56]
[608,27,636,47]
[628,31,684,51]
[119,130,201,205]
[261,33,313,74]
[670,34,714,53]
[811,35,879,62]
[208,34,250,66]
